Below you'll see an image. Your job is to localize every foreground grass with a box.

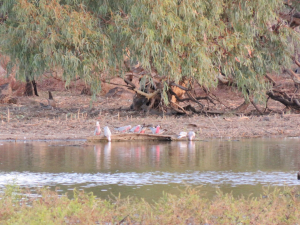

[1,185,300,224]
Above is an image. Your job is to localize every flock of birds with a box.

[94,121,196,142]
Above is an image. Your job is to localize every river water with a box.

[0,138,299,201]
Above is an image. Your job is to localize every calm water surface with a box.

[0,138,300,201]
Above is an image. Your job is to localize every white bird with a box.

[188,131,196,141]
[149,125,160,134]
[114,125,132,133]
[158,129,165,134]
[94,121,101,135]
[177,131,187,139]
[129,125,141,133]
[104,126,112,142]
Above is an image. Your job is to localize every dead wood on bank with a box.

[87,133,204,142]
[87,133,173,142]
[100,60,300,116]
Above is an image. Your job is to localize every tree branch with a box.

[285,69,300,84]
[103,81,133,88]
[134,89,159,100]
[293,98,300,107]
[124,78,136,88]
[169,82,190,91]
[250,99,263,115]
[169,88,212,104]
[170,101,190,115]
[293,56,300,67]
[265,74,276,86]
[186,91,204,108]
[267,91,294,106]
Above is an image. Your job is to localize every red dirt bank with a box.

[0,92,299,141]
[0,74,299,141]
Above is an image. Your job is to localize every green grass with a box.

[1,185,300,224]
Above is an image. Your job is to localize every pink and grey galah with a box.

[188,131,196,141]
[149,125,160,134]
[104,126,112,142]
[139,127,147,134]
[94,121,101,135]
[130,125,141,133]
[114,125,132,133]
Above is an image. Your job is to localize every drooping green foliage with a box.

[0,0,299,98]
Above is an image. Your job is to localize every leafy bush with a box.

[1,185,300,224]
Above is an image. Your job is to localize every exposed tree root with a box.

[267,91,300,111]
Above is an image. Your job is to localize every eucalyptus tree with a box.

[0,0,299,112]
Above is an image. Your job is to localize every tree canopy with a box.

[0,0,299,101]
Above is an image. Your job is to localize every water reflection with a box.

[93,145,101,170]
[0,138,300,200]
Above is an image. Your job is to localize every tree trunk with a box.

[32,80,39,96]
[24,77,33,96]
[24,77,39,96]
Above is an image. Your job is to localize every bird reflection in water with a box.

[177,141,195,152]
[94,144,102,169]
[177,141,188,150]
[188,141,195,152]
[103,142,111,169]
[150,144,162,167]
[93,142,111,169]
[133,145,146,160]
[188,141,196,165]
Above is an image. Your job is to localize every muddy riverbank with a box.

[0,94,299,141]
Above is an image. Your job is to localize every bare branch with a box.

[124,78,136,88]
[146,97,156,115]
[169,88,212,104]
[103,81,132,88]
[169,82,190,91]
[263,96,270,113]
[267,91,294,106]
[250,99,263,115]
[285,69,300,84]
[265,74,276,86]
[124,73,141,78]
[293,57,300,67]
[170,101,190,115]
[232,100,250,113]
[134,89,159,100]
[186,91,204,108]
[293,99,300,107]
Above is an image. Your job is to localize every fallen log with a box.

[267,91,300,110]
[87,133,202,142]
[88,133,172,142]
